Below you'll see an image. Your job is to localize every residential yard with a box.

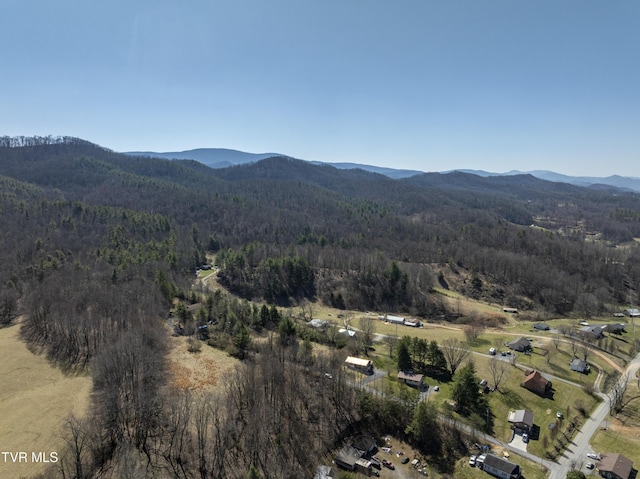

[451,455,548,479]
[590,380,640,465]
[278,287,638,475]
[0,322,92,479]
[362,437,548,479]
[486,373,601,458]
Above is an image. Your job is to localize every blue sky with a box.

[1,1,638,177]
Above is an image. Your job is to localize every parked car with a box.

[587,453,601,460]
[401,457,410,464]
[370,458,381,469]
[382,459,395,470]
[501,351,507,356]
[522,433,529,443]
[586,463,595,470]
[433,385,439,391]
[469,455,477,466]
[489,347,496,355]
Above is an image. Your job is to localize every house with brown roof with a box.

[398,370,425,389]
[521,370,552,396]
[598,453,634,479]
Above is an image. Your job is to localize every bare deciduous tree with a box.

[359,316,376,354]
[609,373,629,415]
[489,356,509,391]
[463,324,484,344]
[384,334,398,357]
[441,338,470,376]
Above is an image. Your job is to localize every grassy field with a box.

[166,332,239,391]
[0,322,92,479]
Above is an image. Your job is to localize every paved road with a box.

[548,350,640,479]
[362,328,640,478]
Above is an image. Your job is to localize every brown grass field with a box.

[166,333,239,392]
[0,322,92,479]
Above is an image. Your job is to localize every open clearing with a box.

[167,333,239,392]
[0,322,92,479]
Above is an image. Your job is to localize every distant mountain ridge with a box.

[126,148,281,169]
[126,147,640,192]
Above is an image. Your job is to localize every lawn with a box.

[467,330,620,391]
[452,455,548,479]
[481,364,601,458]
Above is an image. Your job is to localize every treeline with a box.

[3,138,640,316]
[41,322,361,479]
[215,241,443,313]
[0,135,96,148]
[0,182,191,366]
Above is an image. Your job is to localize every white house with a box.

[481,453,521,479]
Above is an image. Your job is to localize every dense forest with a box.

[2,136,640,478]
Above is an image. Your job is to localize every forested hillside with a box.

[2,136,640,478]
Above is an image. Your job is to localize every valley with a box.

[1,137,640,478]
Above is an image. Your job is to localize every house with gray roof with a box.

[481,453,521,479]
[581,325,604,340]
[570,358,590,373]
[507,409,534,432]
[506,337,531,352]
